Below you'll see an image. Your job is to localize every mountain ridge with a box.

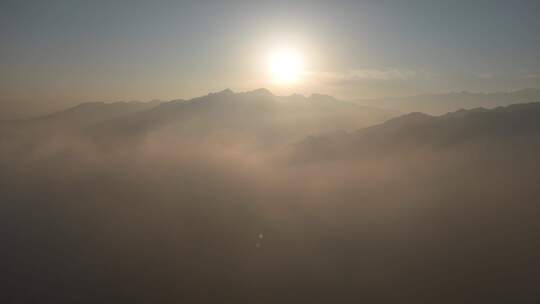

[1,88,398,148]
[354,88,540,115]
[293,101,540,162]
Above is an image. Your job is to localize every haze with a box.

[2,1,540,303]
[2,0,540,118]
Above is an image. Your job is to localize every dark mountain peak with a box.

[443,107,489,119]
[512,88,540,94]
[384,111,434,126]
[167,98,187,104]
[186,88,236,104]
[209,88,235,97]
[155,98,187,111]
[244,88,274,97]
[50,100,153,116]
[494,101,540,114]
[29,100,159,127]
[508,88,540,100]
[69,101,106,110]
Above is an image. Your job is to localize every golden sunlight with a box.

[268,47,304,85]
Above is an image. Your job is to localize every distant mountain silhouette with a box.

[2,89,397,147]
[295,102,540,161]
[38,100,161,125]
[355,88,540,115]
[0,100,161,147]
[134,89,398,143]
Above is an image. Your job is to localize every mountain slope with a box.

[355,88,540,115]
[29,89,398,146]
[294,102,540,161]
[138,88,398,141]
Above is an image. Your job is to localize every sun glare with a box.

[268,48,304,85]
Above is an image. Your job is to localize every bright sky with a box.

[1,0,540,117]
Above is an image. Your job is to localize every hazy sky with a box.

[1,0,540,117]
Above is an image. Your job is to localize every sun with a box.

[268,48,304,85]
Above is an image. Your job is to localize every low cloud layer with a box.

[2,98,540,303]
